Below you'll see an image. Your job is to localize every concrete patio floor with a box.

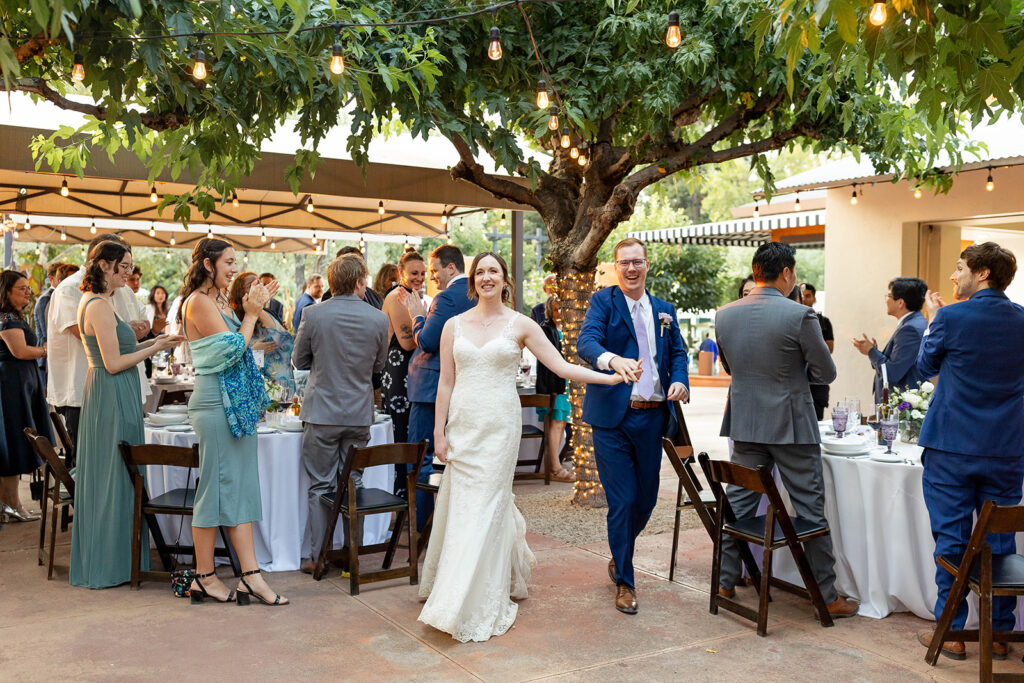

[2,386,1022,681]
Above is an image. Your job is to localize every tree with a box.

[5,0,1023,505]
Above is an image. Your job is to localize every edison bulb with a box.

[487,27,502,61]
[868,1,887,27]
[536,81,549,109]
[666,11,682,48]
[72,53,85,81]
[570,146,579,159]
[914,188,922,198]
[547,107,559,131]
[560,127,570,148]
[193,50,208,80]
[60,179,69,197]
[150,186,158,203]
[330,41,345,75]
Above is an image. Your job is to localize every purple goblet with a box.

[881,418,898,454]
[831,406,849,439]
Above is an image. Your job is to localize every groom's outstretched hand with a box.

[666,382,689,403]
[609,356,643,384]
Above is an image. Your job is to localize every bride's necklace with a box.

[474,314,506,329]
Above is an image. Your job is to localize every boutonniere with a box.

[658,312,673,338]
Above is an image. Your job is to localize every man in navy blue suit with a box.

[916,243,1024,661]
[401,244,474,530]
[578,238,689,615]
[852,277,928,405]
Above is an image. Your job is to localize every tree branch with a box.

[1,77,189,131]
[447,133,541,211]
[634,85,721,153]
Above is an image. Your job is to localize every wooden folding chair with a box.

[24,428,75,580]
[515,392,556,484]
[701,453,834,636]
[118,441,239,589]
[157,389,192,407]
[925,501,1024,681]
[49,410,75,469]
[313,441,427,596]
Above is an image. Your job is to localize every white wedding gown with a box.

[418,314,537,643]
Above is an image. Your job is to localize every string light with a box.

[90,219,96,234]
[753,202,760,218]
[487,26,502,60]
[536,80,549,109]
[61,229,67,241]
[60,179,69,197]
[165,250,171,259]
[914,186,922,199]
[446,232,452,244]
[570,144,579,159]
[986,167,994,191]
[359,234,367,252]
[560,126,571,148]
[547,106,559,131]
[665,11,682,48]
[403,238,411,251]
[850,185,858,205]
[232,191,239,207]
[329,28,345,75]
[170,234,176,245]
[35,246,41,256]
[243,254,249,264]
[72,53,85,81]
[315,242,322,255]
[150,186,158,203]
[868,1,887,27]
[794,192,801,211]
[25,215,30,230]
[311,230,318,244]
[306,196,315,213]
[578,150,587,166]
[192,37,208,80]
[149,221,156,237]
[261,228,267,242]
[500,212,506,228]
[207,226,213,239]
[441,208,448,225]
[281,251,286,263]
[378,200,385,215]
[270,239,276,249]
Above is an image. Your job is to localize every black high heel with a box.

[235,568,288,606]
[190,570,236,604]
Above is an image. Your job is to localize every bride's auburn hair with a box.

[467,251,515,306]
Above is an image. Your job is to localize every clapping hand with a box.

[397,286,428,318]
[851,333,877,356]
[243,281,274,314]
[925,290,945,315]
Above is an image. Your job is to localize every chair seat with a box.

[415,481,439,493]
[940,552,1024,590]
[683,490,717,507]
[522,424,544,437]
[321,486,406,512]
[147,488,195,510]
[724,514,828,544]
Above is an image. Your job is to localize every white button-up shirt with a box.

[596,292,664,401]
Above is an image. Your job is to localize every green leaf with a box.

[833,1,859,44]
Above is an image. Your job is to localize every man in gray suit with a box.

[292,254,389,574]
[715,242,858,618]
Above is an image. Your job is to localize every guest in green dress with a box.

[180,239,289,606]
[70,239,184,589]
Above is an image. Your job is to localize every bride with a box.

[418,251,626,643]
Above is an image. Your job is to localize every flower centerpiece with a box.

[263,377,287,413]
[885,381,934,444]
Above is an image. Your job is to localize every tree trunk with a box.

[557,266,606,508]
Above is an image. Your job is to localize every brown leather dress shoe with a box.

[826,596,859,618]
[992,641,1009,660]
[917,629,967,661]
[615,585,638,615]
[608,559,617,585]
[299,558,316,575]
[718,586,736,599]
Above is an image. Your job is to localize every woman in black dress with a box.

[0,270,51,522]
[380,251,426,493]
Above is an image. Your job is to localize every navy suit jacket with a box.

[917,289,1024,458]
[407,277,474,403]
[868,310,928,403]
[577,286,689,431]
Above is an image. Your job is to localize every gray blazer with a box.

[716,287,836,444]
[291,294,388,427]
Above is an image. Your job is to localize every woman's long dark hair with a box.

[148,285,169,316]
[81,241,129,294]
[179,238,232,322]
[0,270,27,319]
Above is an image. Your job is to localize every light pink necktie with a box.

[632,302,655,400]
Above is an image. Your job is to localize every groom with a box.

[578,238,689,615]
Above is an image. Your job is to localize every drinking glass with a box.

[845,397,862,429]
[881,416,899,454]
[831,404,849,440]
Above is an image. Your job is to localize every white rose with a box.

[920,399,929,410]
[911,409,924,420]
[905,394,922,409]
[920,381,935,393]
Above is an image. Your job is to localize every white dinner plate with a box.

[146,413,188,426]
[256,427,277,435]
[164,424,194,433]
[820,435,872,455]
[277,424,304,432]
[157,405,189,414]
[869,450,904,463]
[154,376,180,385]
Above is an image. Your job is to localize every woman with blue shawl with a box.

[180,239,289,606]
[227,271,295,396]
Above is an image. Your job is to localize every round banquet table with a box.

[144,418,394,572]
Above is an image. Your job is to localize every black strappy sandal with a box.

[190,570,236,604]
[236,569,289,606]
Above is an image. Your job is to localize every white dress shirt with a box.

[596,293,664,401]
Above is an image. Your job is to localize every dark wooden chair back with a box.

[25,428,76,579]
[24,428,75,495]
[705,457,771,496]
[669,400,695,456]
[49,410,75,464]
[518,392,555,410]
[158,389,192,407]
[514,392,556,484]
[979,503,1024,536]
[119,442,199,471]
[346,441,428,472]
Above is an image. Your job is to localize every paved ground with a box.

[2,387,1021,681]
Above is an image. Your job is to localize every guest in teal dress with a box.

[180,239,289,606]
[535,296,575,483]
[69,239,184,588]
[228,271,295,396]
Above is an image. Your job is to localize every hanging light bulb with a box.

[192,43,208,80]
[868,1,887,27]
[536,80,549,109]
[231,191,239,207]
[261,228,267,243]
[60,179,69,197]
[359,234,366,252]
[243,254,249,264]
[794,192,801,211]
[72,53,85,81]
[986,168,994,191]
[207,226,213,239]
[753,202,760,218]
[850,185,858,205]
[61,229,67,241]
[403,238,411,251]
[25,215,30,230]
[570,145,579,159]
[311,230,318,244]
[150,186,158,203]
[666,11,682,48]
[329,36,345,75]
[90,219,97,235]
[165,250,171,260]
[578,151,587,166]
[378,200,385,215]
[270,239,276,249]
[170,234,176,246]
[35,246,41,256]
[281,251,286,263]
[560,127,571,148]
[500,212,507,228]
[441,208,448,225]
[547,106,559,131]
[914,187,922,199]
[446,232,452,245]
[315,242,322,255]
[149,222,156,237]
[487,26,502,61]
[306,196,314,213]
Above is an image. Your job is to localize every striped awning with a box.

[628,210,825,248]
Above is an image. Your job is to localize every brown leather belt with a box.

[628,400,663,410]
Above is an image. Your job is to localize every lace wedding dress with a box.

[418,314,537,643]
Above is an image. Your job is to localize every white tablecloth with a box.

[144,378,195,414]
[144,419,395,572]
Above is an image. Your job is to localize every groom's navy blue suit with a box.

[578,286,689,589]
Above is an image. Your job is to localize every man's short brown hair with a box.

[327,254,368,295]
[612,237,648,260]
[429,244,465,273]
[961,241,1017,291]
